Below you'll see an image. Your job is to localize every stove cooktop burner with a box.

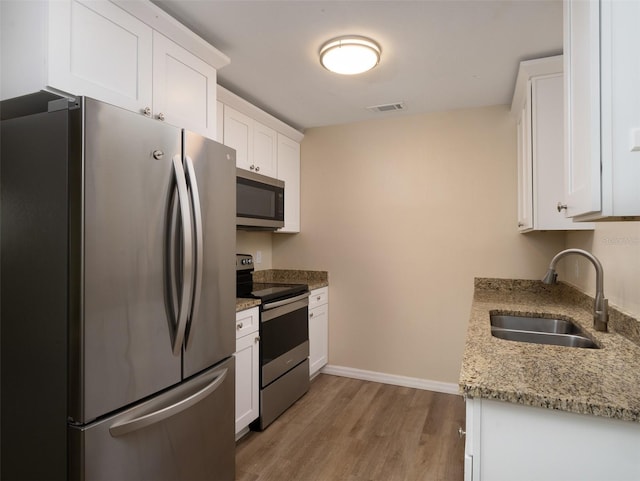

[249,282,308,303]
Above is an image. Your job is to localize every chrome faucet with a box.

[542,248,609,332]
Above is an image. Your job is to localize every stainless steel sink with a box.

[490,314,599,349]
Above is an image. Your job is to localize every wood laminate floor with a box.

[236,374,465,481]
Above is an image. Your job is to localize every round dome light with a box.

[319,36,381,75]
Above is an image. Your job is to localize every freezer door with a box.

[69,358,235,481]
[77,99,183,423]
[182,132,236,378]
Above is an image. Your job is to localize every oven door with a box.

[260,293,309,387]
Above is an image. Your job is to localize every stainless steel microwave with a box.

[236,168,285,230]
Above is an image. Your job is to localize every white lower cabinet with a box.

[464,397,640,481]
[308,287,329,377]
[235,307,259,437]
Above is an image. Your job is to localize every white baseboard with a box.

[320,364,460,395]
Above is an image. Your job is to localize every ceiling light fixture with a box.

[319,36,381,75]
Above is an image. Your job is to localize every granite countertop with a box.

[236,269,329,312]
[252,269,329,291]
[236,298,261,312]
[459,278,640,423]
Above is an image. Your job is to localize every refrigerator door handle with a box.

[108,367,228,437]
[170,154,194,356]
[183,154,204,348]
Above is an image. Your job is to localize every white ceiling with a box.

[152,0,563,132]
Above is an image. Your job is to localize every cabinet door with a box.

[309,303,328,377]
[49,0,152,114]
[235,332,259,434]
[516,99,533,232]
[223,106,253,170]
[236,307,259,339]
[276,134,301,233]
[253,122,277,177]
[532,74,584,230]
[564,0,602,217]
[152,32,217,139]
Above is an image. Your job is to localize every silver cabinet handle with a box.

[517,222,524,227]
[316,296,321,301]
[249,164,255,170]
[309,312,314,318]
[142,106,151,117]
[109,368,228,437]
[255,336,260,343]
[255,166,260,172]
[237,322,243,330]
[557,202,568,212]
[170,155,194,356]
[153,150,164,160]
[458,426,466,438]
[157,112,165,121]
[183,155,203,348]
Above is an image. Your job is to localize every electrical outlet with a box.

[256,250,262,264]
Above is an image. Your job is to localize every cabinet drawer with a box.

[236,306,259,339]
[309,287,328,309]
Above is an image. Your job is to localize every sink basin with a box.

[491,314,583,335]
[489,314,599,349]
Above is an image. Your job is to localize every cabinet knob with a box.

[142,107,152,117]
[255,166,260,172]
[157,112,165,121]
[557,202,568,212]
[458,426,466,438]
[255,336,260,343]
[309,312,314,318]
[152,150,164,160]
[250,164,255,171]
[517,222,524,228]
[317,296,321,301]
[236,322,243,330]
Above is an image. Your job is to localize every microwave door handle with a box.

[171,154,194,356]
[183,155,203,348]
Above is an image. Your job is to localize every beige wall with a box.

[236,231,273,269]
[563,223,640,319]
[272,105,566,384]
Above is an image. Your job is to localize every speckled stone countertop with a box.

[253,269,329,291]
[459,278,640,423]
[236,298,260,312]
[236,269,329,312]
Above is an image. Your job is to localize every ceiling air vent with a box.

[366,102,406,113]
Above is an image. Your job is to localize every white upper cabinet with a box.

[1,0,229,140]
[223,105,277,177]
[152,31,217,139]
[512,56,592,232]
[564,0,640,220]
[48,0,153,114]
[218,85,304,233]
[276,134,301,233]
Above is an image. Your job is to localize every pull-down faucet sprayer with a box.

[542,248,609,332]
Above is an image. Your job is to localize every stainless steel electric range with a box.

[236,254,310,430]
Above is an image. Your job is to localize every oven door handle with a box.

[262,292,310,311]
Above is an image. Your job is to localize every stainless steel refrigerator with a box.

[1,92,236,480]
